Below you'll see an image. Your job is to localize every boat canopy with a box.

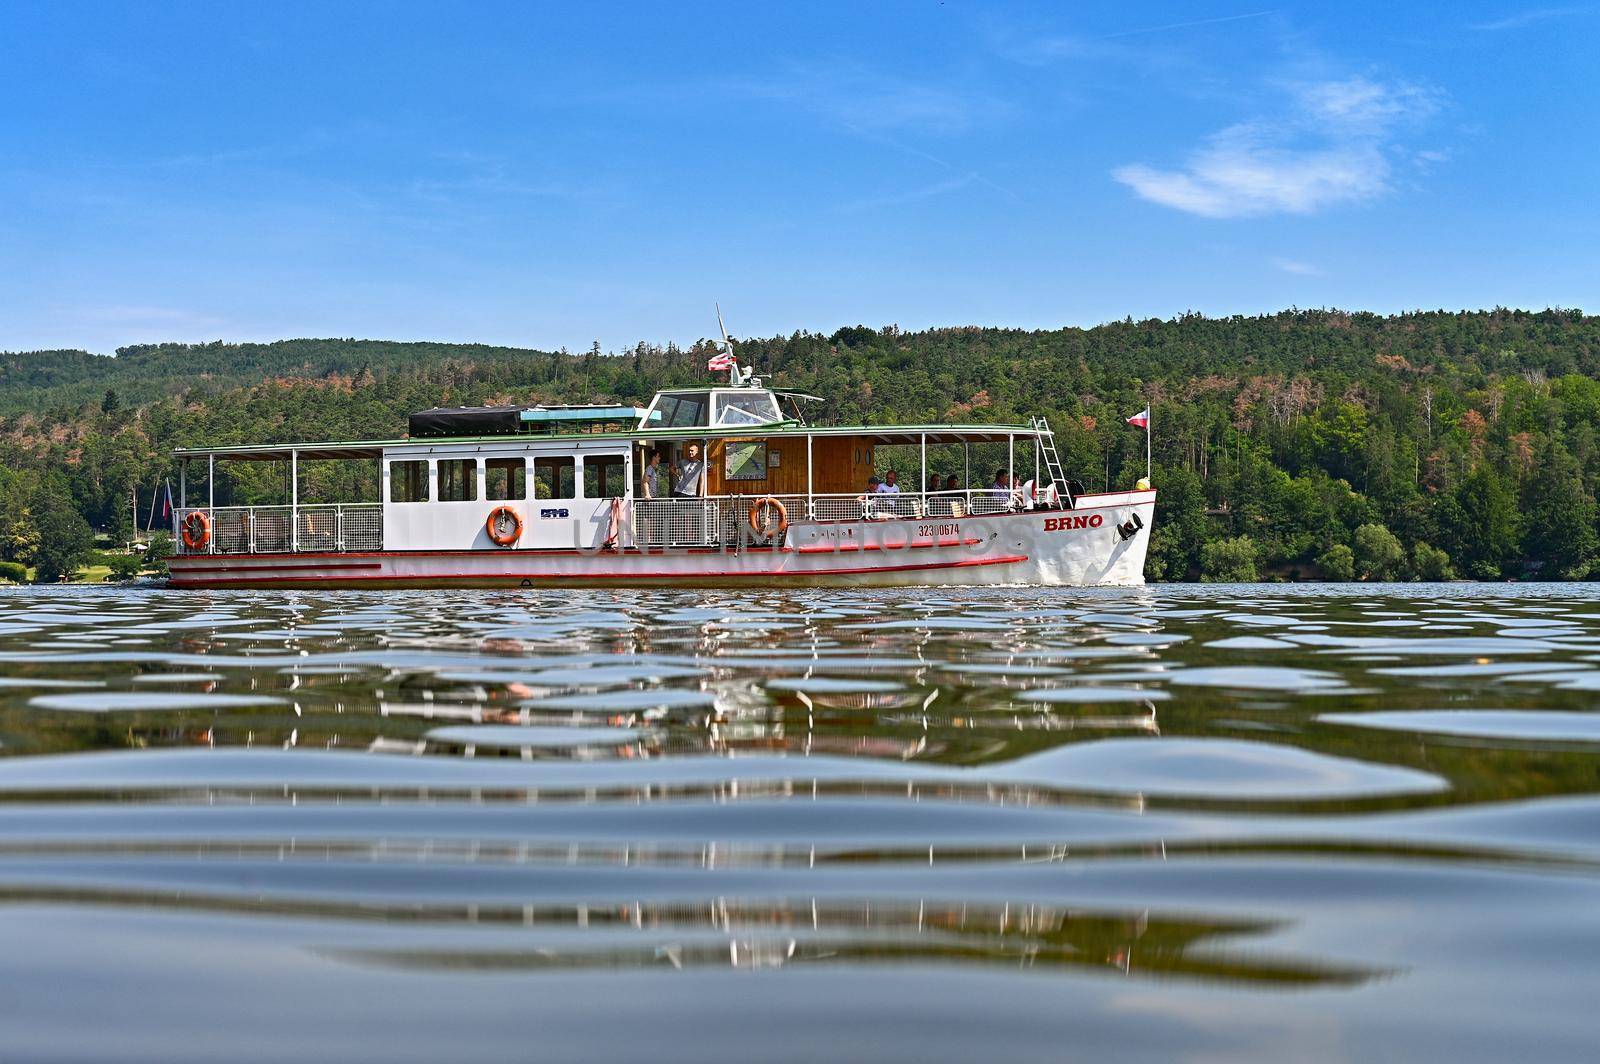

[409,403,652,438]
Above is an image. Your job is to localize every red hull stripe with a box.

[167,554,1029,587]
[795,536,981,554]
[167,561,385,575]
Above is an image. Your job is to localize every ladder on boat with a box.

[1031,415,1073,507]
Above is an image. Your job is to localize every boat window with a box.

[486,458,526,501]
[437,459,477,502]
[714,392,781,427]
[390,460,429,503]
[583,454,627,498]
[653,392,708,428]
[534,456,576,499]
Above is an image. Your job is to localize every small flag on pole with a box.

[707,352,735,372]
[1126,407,1149,429]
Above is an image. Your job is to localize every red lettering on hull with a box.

[1043,514,1105,533]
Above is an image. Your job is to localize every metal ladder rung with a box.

[1032,415,1071,503]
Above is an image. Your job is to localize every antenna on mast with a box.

[713,303,745,385]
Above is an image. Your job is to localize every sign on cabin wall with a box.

[725,439,768,481]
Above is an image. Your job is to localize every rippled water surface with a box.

[3,584,1599,1062]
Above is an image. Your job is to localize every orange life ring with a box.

[181,510,211,550]
[486,505,523,547]
[748,496,788,539]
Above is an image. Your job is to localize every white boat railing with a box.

[175,491,1040,554]
[176,504,383,554]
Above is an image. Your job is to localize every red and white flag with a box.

[707,352,735,371]
[1126,407,1149,429]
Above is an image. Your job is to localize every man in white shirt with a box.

[876,470,901,494]
[673,444,705,498]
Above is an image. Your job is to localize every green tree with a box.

[144,531,174,575]
[1352,523,1405,580]
[1200,536,1259,582]
[1442,466,1521,580]
[1412,541,1455,582]
[29,478,94,583]
[105,553,143,581]
[1522,442,1598,579]
[1317,543,1355,581]
[3,508,41,566]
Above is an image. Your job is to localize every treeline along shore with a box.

[1,307,1597,583]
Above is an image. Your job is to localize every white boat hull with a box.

[167,491,1155,590]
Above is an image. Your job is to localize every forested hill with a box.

[3,307,1600,583]
[0,339,557,416]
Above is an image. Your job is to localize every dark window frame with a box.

[437,458,478,502]
[389,459,430,503]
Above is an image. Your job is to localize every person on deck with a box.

[990,469,1011,499]
[944,474,960,493]
[673,444,705,498]
[876,470,901,493]
[643,450,664,499]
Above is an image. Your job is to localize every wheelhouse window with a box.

[486,458,526,501]
[583,454,627,498]
[714,391,781,427]
[534,456,576,499]
[390,460,429,503]
[437,459,477,502]
[650,392,708,428]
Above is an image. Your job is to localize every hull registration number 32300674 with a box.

[917,524,962,538]
[1044,514,1104,533]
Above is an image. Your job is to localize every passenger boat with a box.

[165,342,1154,589]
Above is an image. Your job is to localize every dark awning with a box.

[408,406,524,438]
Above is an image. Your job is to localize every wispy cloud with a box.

[1096,10,1278,40]
[1113,76,1444,218]
[836,174,980,213]
[738,62,1007,136]
[1469,6,1585,30]
[1272,257,1321,276]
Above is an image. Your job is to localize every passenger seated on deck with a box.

[876,470,901,494]
[864,475,881,495]
[944,474,960,493]
[990,469,1011,499]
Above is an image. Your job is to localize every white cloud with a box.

[1113,77,1443,218]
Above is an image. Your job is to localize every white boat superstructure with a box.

[166,366,1154,589]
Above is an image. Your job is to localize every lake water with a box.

[1,584,1598,1062]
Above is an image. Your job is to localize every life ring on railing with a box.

[181,510,211,550]
[486,505,523,547]
[748,496,788,539]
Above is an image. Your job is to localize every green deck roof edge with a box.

[171,420,1046,457]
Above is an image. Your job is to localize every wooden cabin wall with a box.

[703,435,876,496]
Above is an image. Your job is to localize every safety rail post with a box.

[290,449,298,553]
[247,508,256,554]
[336,506,345,552]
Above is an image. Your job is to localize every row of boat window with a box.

[388,455,628,503]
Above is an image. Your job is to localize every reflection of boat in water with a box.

[19,881,1374,988]
[166,325,1153,589]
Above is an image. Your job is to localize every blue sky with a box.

[2,1,1596,354]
